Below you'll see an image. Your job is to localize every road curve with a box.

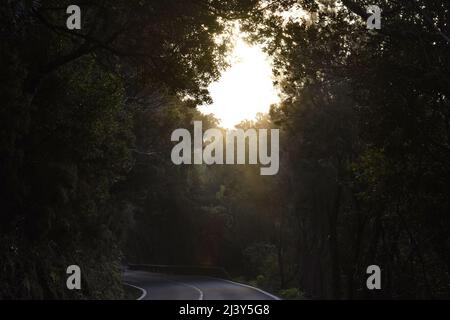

[123,269,280,300]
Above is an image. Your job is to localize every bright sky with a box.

[198,31,279,128]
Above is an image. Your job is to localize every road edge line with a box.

[124,282,147,300]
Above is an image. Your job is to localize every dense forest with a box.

[1,0,449,299]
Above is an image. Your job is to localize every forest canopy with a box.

[0,0,449,299]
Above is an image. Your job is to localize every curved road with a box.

[123,269,280,300]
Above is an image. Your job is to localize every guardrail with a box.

[127,263,231,280]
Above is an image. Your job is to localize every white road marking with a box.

[124,282,147,300]
[212,278,281,300]
[162,277,204,300]
[125,270,279,300]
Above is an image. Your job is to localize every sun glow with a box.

[198,30,279,129]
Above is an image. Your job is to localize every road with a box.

[123,269,280,300]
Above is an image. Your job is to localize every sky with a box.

[198,31,280,129]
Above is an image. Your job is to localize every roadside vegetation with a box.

[1,1,449,299]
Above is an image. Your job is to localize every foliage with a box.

[1,0,449,300]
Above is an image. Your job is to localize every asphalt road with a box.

[123,269,280,300]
